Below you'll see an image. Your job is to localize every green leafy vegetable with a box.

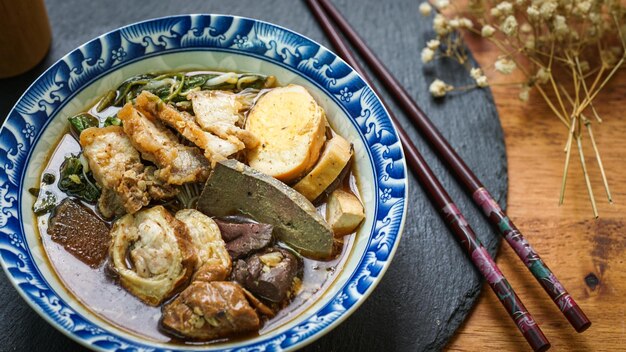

[31,172,60,215]
[33,190,57,215]
[112,73,156,106]
[42,173,55,185]
[58,155,100,203]
[182,74,216,90]
[104,116,122,127]
[174,101,193,111]
[176,182,203,209]
[100,71,275,108]
[192,72,272,92]
[96,90,117,112]
[68,113,98,136]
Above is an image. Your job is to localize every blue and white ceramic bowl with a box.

[0,15,407,351]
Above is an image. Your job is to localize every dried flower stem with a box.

[576,56,624,116]
[560,85,613,204]
[419,0,624,215]
[577,132,598,218]
[585,119,613,203]
[560,116,576,205]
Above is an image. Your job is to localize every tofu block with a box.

[326,189,365,237]
[245,85,327,183]
[293,134,352,201]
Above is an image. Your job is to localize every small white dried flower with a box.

[576,0,591,14]
[501,15,518,36]
[419,2,432,16]
[429,79,453,97]
[519,85,530,102]
[449,18,460,28]
[520,23,532,33]
[496,1,514,15]
[515,0,526,6]
[470,67,483,80]
[433,14,451,35]
[421,47,435,63]
[536,67,550,84]
[459,18,473,28]
[427,39,441,49]
[475,75,489,87]
[490,8,502,17]
[481,25,496,37]
[435,0,450,9]
[540,1,557,20]
[470,68,489,87]
[553,15,568,38]
[527,6,540,22]
[589,12,601,24]
[495,58,517,74]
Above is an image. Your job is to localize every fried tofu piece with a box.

[189,90,259,149]
[135,91,243,163]
[326,189,365,236]
[118,103,210,185]
[80,126,150,218]
[293,134,353,201]
[245,85,327,183]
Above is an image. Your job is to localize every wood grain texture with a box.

[446,34,626,351]
[0,1,507,351]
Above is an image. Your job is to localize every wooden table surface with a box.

[446,35,626,351]
[0,1,507,351]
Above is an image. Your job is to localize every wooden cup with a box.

[0,0,52,78]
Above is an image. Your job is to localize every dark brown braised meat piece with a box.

[47,198,110,268]
[197,159,335,259]
[232,247,302,303]
[161,281,260,340]
[214,219,273,259]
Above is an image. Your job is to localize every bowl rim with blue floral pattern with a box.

[0,14,408,351]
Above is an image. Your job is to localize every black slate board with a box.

[0,0,507,351]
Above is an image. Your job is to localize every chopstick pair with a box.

[306,0,591,350]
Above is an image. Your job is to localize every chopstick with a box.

[314,0,591,334]
[305,1,550,351]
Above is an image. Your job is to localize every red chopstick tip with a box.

[524,327,551,352]
[564,305,592,333]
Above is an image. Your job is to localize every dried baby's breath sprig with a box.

[481,24,495,37]
[494,58,516,74]
[418,0,625,216]
[422,47,436,63]
[470,67,489,87]
[419,2,433,16]
[429,79,454,97]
